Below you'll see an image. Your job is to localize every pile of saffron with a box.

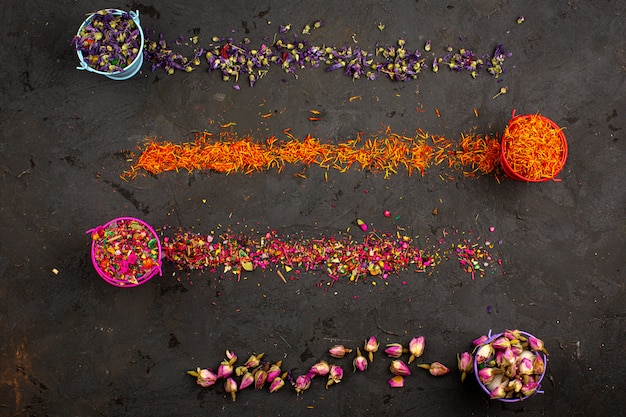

[122,128,502,180]
[501,114,566,181]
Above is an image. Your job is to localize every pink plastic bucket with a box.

[473,329,547,402]
[86,217,162,287]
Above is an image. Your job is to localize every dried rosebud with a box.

[293,374,312,395]
[384,343,405,358]
[328,344,352,358]
[408,336,425,363]
[521,380,539,397]
[326,364,344,389]
[224,377,238,401]
[504,329,521,340]
[518,357,534,375]
[353,347,368,372]
[188,368,218,387]
[364,336,379,362]
[533,354,545,375]
[490,385,506,399]
[225,349,237,365]
[239,372,254,390]
[478,367,497,384]
[309,360,330,377]
[457,352,473,382]
[388,375,405,388]
[502,347,516,366]
[528,336,549,355]
[491,336,511,351]
[269,375,285,393]
[235,365,249,377]
[418,361,450,376]
[254,368,268,389]
[244,352,264,368]
[217,362,233,379]
[266,361,283,383]
[473,335,489,346]
[390,360,411,376]
[507,378,523,393]
[475,344,494,364]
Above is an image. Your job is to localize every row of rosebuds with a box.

[188,335,458,401]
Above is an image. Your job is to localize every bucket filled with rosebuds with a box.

[458,329,548,402]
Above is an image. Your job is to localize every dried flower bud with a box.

[293,374,312,395]
[254,368,268,390]
[408,336,425,364]
[364,336,379,361]
[492,336,511,351]
[418,361,450,376]
[244,352,264,368]
[328,345,352,358]
[490,385,506,399]
[457,352,474,382]
[388,375,405,388]
[217,362,233,379]
[473,335,489,346]
[239,372,254,390]
[224,377,238,401]
[475,344,494,364]
[384,343,405,358]
[188,368,217,387]
[269,375,285,393]
[390,360,411,376]
[326,364,344,389]
[266,361,283,383]
[528,336,549,355]
[353,348,368,372]
[309,360,330,377]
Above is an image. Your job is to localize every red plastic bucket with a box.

[86,217,162,287]
[474,329,547,402]
[500,111,567,182]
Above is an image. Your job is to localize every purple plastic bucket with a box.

[86,217,162,287]
[473,329,547,402]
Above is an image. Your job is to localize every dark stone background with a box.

[0,0,624,416]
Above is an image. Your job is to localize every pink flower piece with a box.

[390,360,411,376]
[388,375,404,388]
[473,335,489,346]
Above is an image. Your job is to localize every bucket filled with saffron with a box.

[72,9,145,80]
[500,111,567,182]
[473,329,548,402]
[87,217,162,287]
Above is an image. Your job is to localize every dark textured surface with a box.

[0,1,624,416]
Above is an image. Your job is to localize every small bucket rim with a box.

[74,9,145,80]
[500,111,568,182]
[87,216,162,287]
[473,329,547,402]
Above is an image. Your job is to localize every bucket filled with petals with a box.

[471,329,548,402]
[500,110,568,182]
[72,9,145,80]
[87,217,162,287]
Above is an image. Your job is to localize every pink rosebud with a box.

[529,336,549,355]
[225,349,237,365]
[384,343,405,358]
[309,360,330,377]
[293,374,311,395]
[533,354,545,375]
[353,348,368,372]
[224,377,238,401]
[390,360,411,376]
[266,361,283,383]
[408,336,425,364]
[388,375,405,388]
[457,352,473,382]
[521,380,539,397]
[364,336,379,361]
[504,329,521,340]
[502,347,516,366]
[239,372,254,390]
[328,345,352,358]
[519,357,533,375]
[190,368,217,387]
[217,363,233,379]
[254,368,268,390]
[508,378,523,393]
[490,385,506,399]
[269,376,285,393]
[492,336,511,351]
[473,334,489,346]
[244,352,264,368]
[478,367,496,384]
[418,362,450,376]
[326,364,344,389]
[475,344,494,364]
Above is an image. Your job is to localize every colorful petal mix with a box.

[72,10,142,73]
[122,128,503,180]
[143,26,511,86]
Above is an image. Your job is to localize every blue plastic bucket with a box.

[74,9,144,80]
